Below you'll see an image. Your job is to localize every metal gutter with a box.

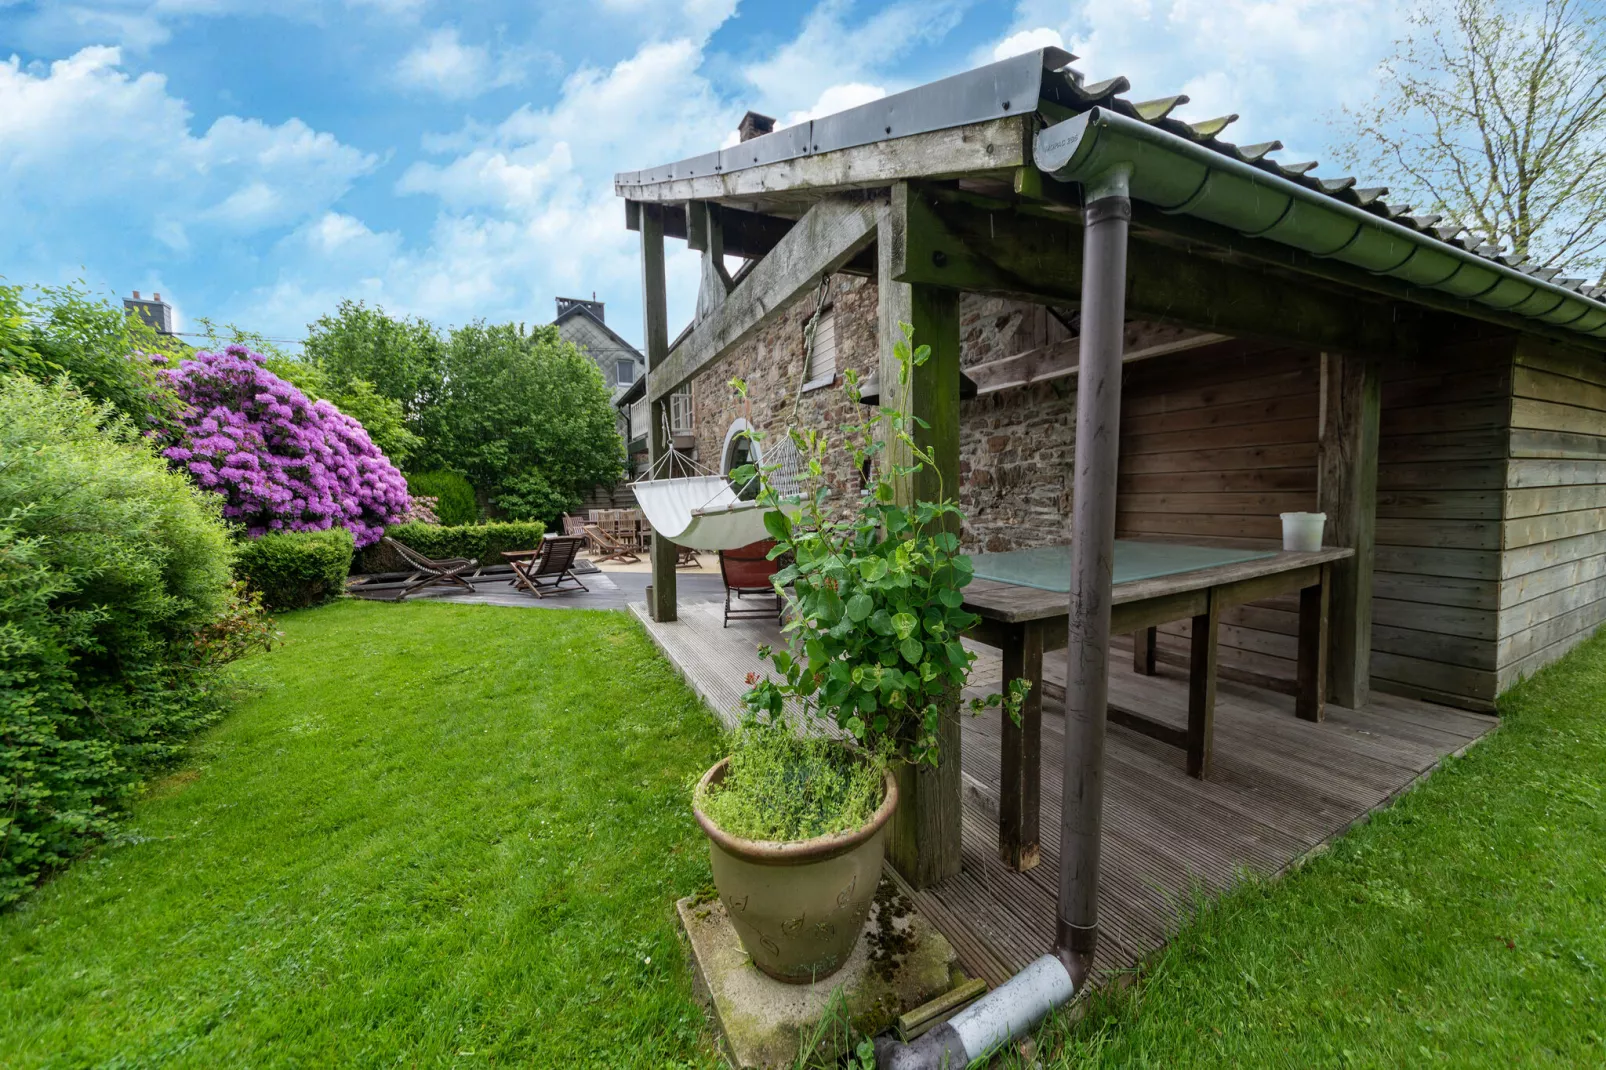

[1035,108,1606,342]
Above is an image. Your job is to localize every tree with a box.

[1339,0,1606,282]
[302,300,445,419]
[416,323,623,524]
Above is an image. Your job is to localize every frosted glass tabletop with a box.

[969,541,1276,594]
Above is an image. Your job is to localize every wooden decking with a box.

[633,601,1496,988]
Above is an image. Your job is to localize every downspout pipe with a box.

[873,168,1134,1070]
[1035,107,1606,340]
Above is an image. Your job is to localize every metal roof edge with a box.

[614,47,1072,190]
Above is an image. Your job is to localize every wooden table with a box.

[963,543,1354,871]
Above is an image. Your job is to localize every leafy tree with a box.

[327,379,422,470]
[0,281,183,429]
[1339,0,1606,281]
[302,300,445,419]
[417,323,622,524]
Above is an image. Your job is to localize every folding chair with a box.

[508,535,589,598]
[383,538,478,600]
[718,539,783,627]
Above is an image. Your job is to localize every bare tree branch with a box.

[1334,0,1606,276]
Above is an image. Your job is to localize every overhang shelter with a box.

[617,47,1606,987]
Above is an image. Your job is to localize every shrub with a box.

[694,724,885,842]
[234,529,356,611]
[406,470,478,526]
[353,520,546,574]
[0,375,239,907]
[157,345,411,547]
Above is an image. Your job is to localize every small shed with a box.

[616,47,1606,985]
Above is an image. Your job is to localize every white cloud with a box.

[780,82,887,128]
[991,26,1065,62]
[396,26,525,100]
[0,46,376,242]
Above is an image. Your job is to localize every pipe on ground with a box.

[874,168,1132,1070]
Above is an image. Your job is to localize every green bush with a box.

[406,470,478,526]
[0,374,239,907]
[353,520,547,575]
[233,529,356,611]
[694,724,885,842]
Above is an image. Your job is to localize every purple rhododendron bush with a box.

[159,344,409,547]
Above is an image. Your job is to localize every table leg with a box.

[1296,562,1332,722]
[998,622,1043,871]
[1186,590,1220,779]
[1133,627,1157,675]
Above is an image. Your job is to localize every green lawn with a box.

[0,600,726,1069]
[1021,632,1606,1069]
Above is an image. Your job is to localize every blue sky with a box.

[0,0,1409,350]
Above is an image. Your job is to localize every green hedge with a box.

[354,520,547,575]
[234,528,356,610]
[406,470,478,526]
[1,375,237,907]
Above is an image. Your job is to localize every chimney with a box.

[123,290,174,336]
[153,292,161,301]
[738,111,776,143]
[132,290,141,299]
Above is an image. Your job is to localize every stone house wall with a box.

[686,283,1078,551]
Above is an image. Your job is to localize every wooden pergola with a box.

[616,47,1606,983]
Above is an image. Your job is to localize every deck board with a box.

[632,600,1496,990]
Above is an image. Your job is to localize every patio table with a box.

[963,538,1354,871]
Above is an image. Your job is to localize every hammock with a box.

[631,274,827,553]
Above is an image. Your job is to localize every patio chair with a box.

[583,523,641,564]
[509,535,589,598]
[718,539,783,627]
[562,514,587,538]
[383,537,477,600]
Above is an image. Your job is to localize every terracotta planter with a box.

[693,758,899,983]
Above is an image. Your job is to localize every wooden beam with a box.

[1318,353,1381,708]
[966,322,1229,397]
[614,116,1032,204]
[638,203,677,623]
[648,196,881,403]
[692,202,733,324]
[881,183,964,889]
[891,186,1419,359]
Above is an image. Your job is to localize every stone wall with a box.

[685,282,1078,551]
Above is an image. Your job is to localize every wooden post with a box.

[639,202,677,623]
[1296,564,1332,722]
[1185,592,1220,778]
[1318,353,1380,708]
[1133,627,1157,675]
[881,184,963,889]
[999,622,1043,871]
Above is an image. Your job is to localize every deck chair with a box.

[383,537,477,600]
[510,535,589,598]
[718,539,783,627]
[583,523,641,564]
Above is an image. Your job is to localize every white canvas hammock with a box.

[631,275,829,553]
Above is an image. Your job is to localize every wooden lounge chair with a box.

[718,539,783,627]
[383,537,477,600]
[583,523,641,564]
[509,535,589,598]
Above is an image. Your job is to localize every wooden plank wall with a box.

[1498,341,1606,692]
[1368,344,1511,712]
[1115,343,1321,692]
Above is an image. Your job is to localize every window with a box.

[722,418,761,501]
[615,357,637,385]
[802,307,836,391]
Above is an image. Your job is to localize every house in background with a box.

[551,295,644,400]
[123,291,175,335]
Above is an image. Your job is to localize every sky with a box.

[0,0,1413,351]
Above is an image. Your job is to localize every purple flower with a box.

[157,344,410,547]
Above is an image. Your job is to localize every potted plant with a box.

[692,325,1026,983]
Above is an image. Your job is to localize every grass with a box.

[0,600,726,1069]
[1017,631,1606,1069]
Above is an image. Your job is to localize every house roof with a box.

[553,299,646,364]
[616,47,1606,344]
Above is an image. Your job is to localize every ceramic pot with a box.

[692,758,898,983]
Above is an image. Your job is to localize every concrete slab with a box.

[678,875,963,1069]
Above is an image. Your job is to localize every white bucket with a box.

[1280,512,1327,552]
